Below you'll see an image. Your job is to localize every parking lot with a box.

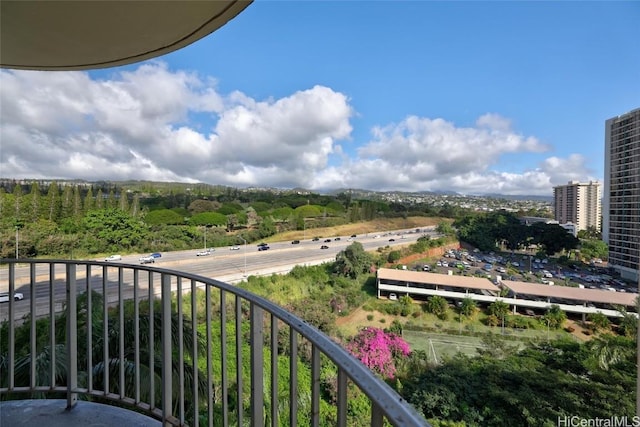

[409,248,636,293]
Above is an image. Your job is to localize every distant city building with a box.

[559,222,578,237]
[520,216,557,226]
[603,108,640,282]
[553,181,601,234]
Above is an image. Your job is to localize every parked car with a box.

[0,292,24,303]
[388,293,398,301]
[139,256,155,264]
[105,255,122,262]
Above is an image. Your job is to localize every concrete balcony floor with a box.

[0,399,161,427]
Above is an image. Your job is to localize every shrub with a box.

[345,327,410,379]
[366,314,374,321]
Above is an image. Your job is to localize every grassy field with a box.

[269,217,447,242]
[403,330,486,361]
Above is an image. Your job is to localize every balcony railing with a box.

[0,259,429,426]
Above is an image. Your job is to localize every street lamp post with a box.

[546,318,550,342]
[239,236,247,276]
[15,226,19,259]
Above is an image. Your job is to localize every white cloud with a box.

[0,64,595,196]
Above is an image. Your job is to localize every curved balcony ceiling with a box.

[0,0,253,70]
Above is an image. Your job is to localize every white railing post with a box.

[66,263,78,409]
[161,273,173,425]
[250,304,264,425]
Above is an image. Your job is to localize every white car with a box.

[230,246,240,251]
[196,250,211,256]
[139,256,155,264]
[0,292,24,303]
[105,255,122,262]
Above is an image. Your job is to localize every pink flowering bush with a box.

[345,327,411,379]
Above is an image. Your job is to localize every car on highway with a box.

[0,292,24,303]
[324,239,332,243]
[389,238,395,242]
[291,240,300,244]
[196,250,212,256]
[312,237,320,241]
[334,237,341,241]
[230,246,240,250]
[150,252,162,258]
[105,255,122,262]
[257,242,268,247]
[351,234,357,238]
[320,245,329,249]
[258,245,270,251]
[139,256,155,264]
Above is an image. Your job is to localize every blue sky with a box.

[2,1,639,195]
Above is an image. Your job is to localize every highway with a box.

[0,227,438,320]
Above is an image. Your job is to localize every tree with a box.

[577,226,602,240]
[190,212,227,227]
[345,327,410,379]
[188,199,219,214]
[488,300,510,319]
[334,242,373,279]
[587,335,635,371]
[82,208,148,250]
[425,295,448,319]
[543,304,566,329]
[25,182,42,223]
[436,221,455,236]
[617,311,638,339]
[398,295,414,316]
[84,187,95,213]
[45,181,61,221]
[579,239,608,262]
[258,217,276,238]
[144,209,185,226]
[587,312,610,332]
[530,223,580,256]
[387,250,401,263]
[459,298,477,318]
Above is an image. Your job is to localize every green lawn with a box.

[403,330,485,361]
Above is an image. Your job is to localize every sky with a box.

[1,1,639,196]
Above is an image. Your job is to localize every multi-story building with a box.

[553,180,601,233]
[603,108,640,282]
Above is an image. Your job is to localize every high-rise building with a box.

[603,108,640,282]
[553,180,601,233]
